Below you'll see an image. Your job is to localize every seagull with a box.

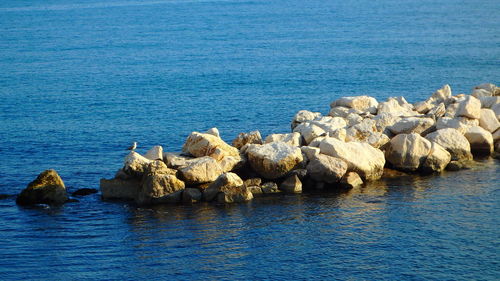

[127,142,137,151]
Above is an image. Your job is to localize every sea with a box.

[0,0,499,280]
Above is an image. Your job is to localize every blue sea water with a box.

[0,0,499,280]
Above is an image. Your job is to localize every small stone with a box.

[279,175,302,193]
[261,182,280,193]
[144,145,163,161]
[340,172,363,189]
[232,131,263,149]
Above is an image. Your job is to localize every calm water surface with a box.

[0,0,499,280]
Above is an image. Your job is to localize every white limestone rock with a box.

[328,106,351,118]
[373,112,401,133]
[464,126,494,155]
[330,96,378,114]
[479,108,500,133]
[377,97,417,117]
[293,122,327,145]
[178,156,224,184]
[306,154,348,183]
[328,128,347,142]
[246,142,304,180]
[123,151,152,176]
[182,131,239,160]
[492,103,500,120]
[385,133,432,171]
[472,89,493,98]
[265,132,302,146]
[310,116,347,133]
[308,136,328,148]
[219,155,246,173]
[319,137,385,181]
[205,127,220,138]
[144,145,163,161]
[425,128,473,161]
[473,83,497,95]
[422,142,451,173]
[345,113,363,127]
[479,96,500,109]
[163,152,193,169]
[388,117,435,135]
[232,130,263,149]
[291,110,322,129]
[301,146,320,160]
[456,95,481,119]
[426,103,446,119]
[436,117,479,134]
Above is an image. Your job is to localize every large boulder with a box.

[136,161,185,205]
[425,128,473,161]
[331,96,378,114]
[163,152,193,169]
[279,175,302,193]
[246,142,304,179]
[123,151,152,176]
[178,156,224,184]
[456,96,481,119]
[421,142,451,173]
[385,133,432,171]
[306,154,348,183]
[319,138,385,181]
[203,173,252,203]
[182,131,239,160]
[479,108,500,133]
[388,117,435,135]
[100,178,141,200]
[265,132,302,146]
[232,131,263,149]
[464,126,494,155]
[16,170,68,206]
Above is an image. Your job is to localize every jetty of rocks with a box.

[17,83,500,206]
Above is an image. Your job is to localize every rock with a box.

[308,136,328,147]
[345,119,388,147]
[426,103,446,119]
[279,175,302,193]
[473,83,497,94]
[309,116,347,133]
[123,151,152,176]
[319,138,385,181]
[178,156,224,184]
[472,89,493,98]
[377,97,416,117]
[219,155,246,172]
[446,160,472,171]
[436,117,479,134]
[388,117,435,135]
[144,145,163,161]
[293,122,327,144]
[71,188,98,196]
[430,84,452,104]
[331,96,378,114]
[414,101,434,114]
[340,172,363,189]
[385,133,432,171]
[306,154,348,183]
[328,128,347,142]
[261,182,280,193]
[291,110,322,129]
[265,132,302,146]
[100,178,140,200]
[464,126,494,155]
[479,96,500,108]
[205,127,220,138]
[136,161,185,205]
[425,128,473,161]
[247,186,263,195]
[456,95,481,119]
[182,188,202,203]
[444,102,460,118]
[345,113,363,126]
[479,108,500,133]
[244,178,262,187]
[246,142,304,179]
[493,129,500,143]
[328,106,351,118]
[301,146,320,160]
[493,103,500,120]
[182,131,239,160]
[373,112,401,133]
[16,170,68,206]
[216,187,253,203]
[163,152,193,169]
[422,142,451,173]
[232,131,263,149]
[202,172,244,201]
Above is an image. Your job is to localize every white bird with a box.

[127,142,137,151]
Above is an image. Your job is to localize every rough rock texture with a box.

[388,117,435,135]
[123,151,152,176]
[137,161,185,205]
[306,154,348,183]
[246,142,303,179]
[422,143,451,173]
[261,182,280,193]
[425,128,473,161]
[100,178,141,200]
[456,96,481,119]
[479,108,500,133]
[17,170,68,206]
[144,145,163,161]
[291,110,321,129]
[309,117,347,133]
[436,117,479,134]
[301,146,320,160]
[328,106,351,118]
[426,103,446,119]
[182,131,239,160]
[385,133,432,171]
[264,132,302,146]
[377,97,416,117]
[331,96,378,114]
[293,122,327,144]
[203,173,252,203]
[479,96,500,108]
[182,188,202,203]
[279,175,302,193]
[163,152,193,169]
[219,155,246,173]
[178,156,224,184]
[340,172,363,189]
[319,138,385,181]
[232,131,263,149]
[464,126,494,155]
[205,127,220,138]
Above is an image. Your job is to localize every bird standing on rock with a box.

[127,142,137,151]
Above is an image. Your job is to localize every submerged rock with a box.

[340,172,363,189]
[72,188,98,197]
[100,178,141,200]
[17,170,68,206]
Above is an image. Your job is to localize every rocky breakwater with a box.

[100,83,500,206]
